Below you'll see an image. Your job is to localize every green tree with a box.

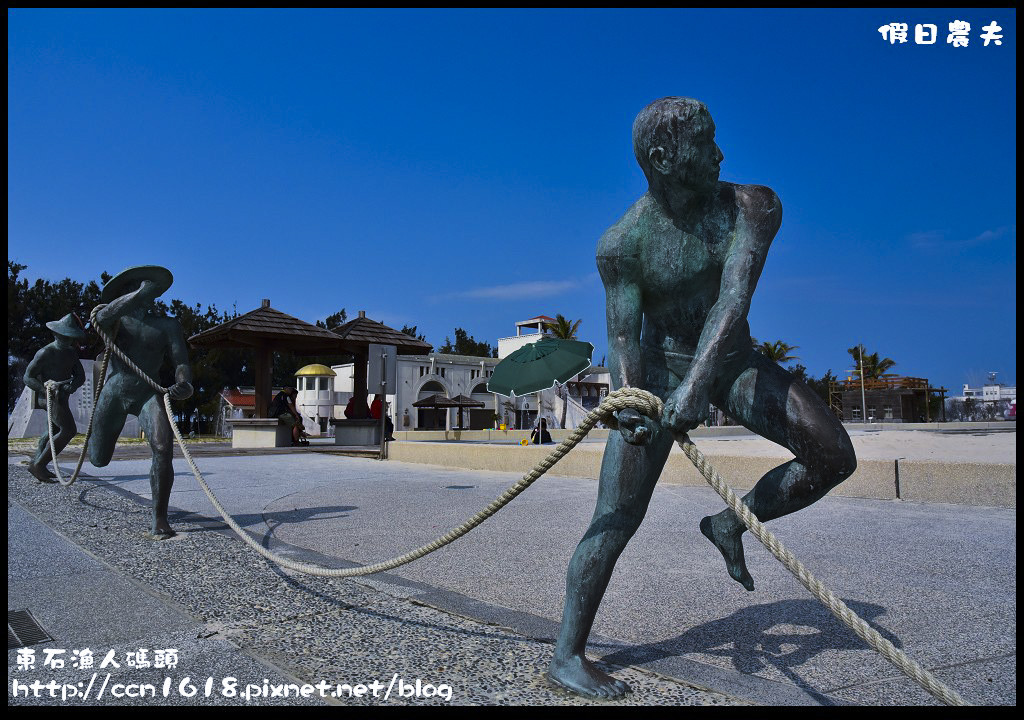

[7,262,110,412]
[757,339,800,364]
[438,328,496,357]
[315,308,348,331]
[543,314,582,340]
[400,324,427,342]
[847,344,897,380]
[806,368,838,407]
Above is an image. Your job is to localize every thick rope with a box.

[676,437,965,706]
[73,308,964,705]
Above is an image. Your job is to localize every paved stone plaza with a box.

[7,446,1016,706]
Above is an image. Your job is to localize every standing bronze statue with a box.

[87,266,193,539]
[23,314,87,482]
[548,98,857,698]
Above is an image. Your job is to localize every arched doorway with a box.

[417,380,448,430]
[469,382,493,429]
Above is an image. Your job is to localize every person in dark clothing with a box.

[530,417,553,445]
[370,394,396,441]
[269,387,307,445]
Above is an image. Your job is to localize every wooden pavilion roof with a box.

[449,394,485,407]
[188,299,348,354]
[412,393,458,408]
[330,312,432,355]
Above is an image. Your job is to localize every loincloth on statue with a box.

[642,345,755,398]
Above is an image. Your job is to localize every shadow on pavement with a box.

[601,598,900,704]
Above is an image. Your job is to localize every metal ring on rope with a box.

[51,305,965,706]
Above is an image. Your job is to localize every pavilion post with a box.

[253,346,273,419]
[350,349,370,419]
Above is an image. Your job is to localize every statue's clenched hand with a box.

[168,381,193,400]
[662,381,709,435]
[614,408,654,446]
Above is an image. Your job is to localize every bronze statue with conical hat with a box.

[88,265,194,539]
[547,98,857,698]
[23,314,88,482]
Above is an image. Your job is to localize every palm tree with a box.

[758,340,800,365]
[544,314,582,340]
[847,344,897,380]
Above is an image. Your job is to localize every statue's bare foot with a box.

[27,463,58,484]
[700,515,755,591]
[148,521,176,540]
[43,466,57,478]
[548,654,630,699]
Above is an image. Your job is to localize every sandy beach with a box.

[675,429,1017,464]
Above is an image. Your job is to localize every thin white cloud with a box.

[909,226,1015,251]
[438,273,600,301]
[907,230,946,249]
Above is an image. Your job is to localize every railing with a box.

[833,376,931,391]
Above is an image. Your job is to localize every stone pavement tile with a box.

[825,654,1016,706]
[228,599,743,706]
[8,503,107,582]
[8,572,198,649]
[7,465,745,706]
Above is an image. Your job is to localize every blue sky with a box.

[8,9,1016,392]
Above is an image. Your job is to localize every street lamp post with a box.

[858,345,868,424]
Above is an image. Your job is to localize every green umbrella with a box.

[487,337,594,396]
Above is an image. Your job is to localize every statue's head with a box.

[46,313,86,343]
[633,97,723,191]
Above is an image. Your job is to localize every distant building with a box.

[957,373,1016,404]
[331,315,609,432]
[217,386,260,437]
[829,375,947,423]
[497,315,558,357]
[946,372,1016,421]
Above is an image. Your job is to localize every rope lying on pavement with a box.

[45,311,966,705]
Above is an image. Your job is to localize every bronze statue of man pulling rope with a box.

[87,265,193,539]
[547,98,858,698]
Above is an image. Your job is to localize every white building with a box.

[947,372,1016,421]
[328,315,610,432]
[497,315,557,358]
[331,352,502,431]
[959,373,1016,404]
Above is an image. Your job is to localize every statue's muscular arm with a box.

[160,317,194,400]
[24,344,80,396]
[22,347,54,393]
[93,280,162,331]
[598,218,650,445]
[663,185,782,434]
